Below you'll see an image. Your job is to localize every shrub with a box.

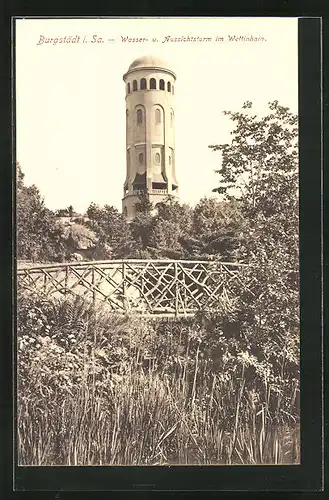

[17,292,300,465]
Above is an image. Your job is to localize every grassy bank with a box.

[17,292,300,465]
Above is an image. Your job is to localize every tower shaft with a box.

[122,56,178,220]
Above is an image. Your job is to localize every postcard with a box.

[14,16,321,491]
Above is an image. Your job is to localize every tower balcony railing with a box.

[150,188,168,195]
[132,188,169,196]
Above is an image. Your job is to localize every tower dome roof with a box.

[124,55,176,79]
[128,55,169,70]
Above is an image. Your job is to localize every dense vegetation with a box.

[17,290,299,465]
[17,169,244,263]
[17,101,300,465]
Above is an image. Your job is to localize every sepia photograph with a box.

[15,17,300,467]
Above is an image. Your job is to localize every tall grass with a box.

[17,293,300,465]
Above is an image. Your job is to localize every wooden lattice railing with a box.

[17,259,250,317]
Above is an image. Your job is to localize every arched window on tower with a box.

[137,109,143,124]
[155,152,161,164]
[167,81,171,92]
[150,78,156,89]
[133,80,138,91]
[140,78,147,90]
[155,108,161,124]
[139,153,144,165]
[127,83,131,94]
[172,85,175,95]
[159,79,165,90]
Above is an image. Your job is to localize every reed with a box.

[17,294,300,466]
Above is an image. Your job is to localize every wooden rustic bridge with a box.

[17,259,250,317]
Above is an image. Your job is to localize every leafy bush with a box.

[16,164,68,262]
[17,292,299,465]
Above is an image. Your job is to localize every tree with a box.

[135,191,154,215]
[128,211,156,258]
[206,101,300,422]
[55,208,69,217]
[210,100,299,268]
[55,206,74,217]
[182,197,245,261]
[150,198,193,259]
[86,203,134,258]
[16,163,67,262]
[127,196,195,259]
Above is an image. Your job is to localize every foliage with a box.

[17,100,300,466]
[207,100,300,428]
[55,205,75,217]
[86,203,135,259]
[17,293,300,466]
[127,195,242,261]
[16,169,245,263]
[16,163,68,262]
[210,100,299,267]
[128,212,156,258]
[150,198,194,259]
[64,223,97,250]
[182,197,245,261]
[135,191,154,215]
[84,192,244,262]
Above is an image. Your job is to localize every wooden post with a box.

[174,261,178,318]
[182,263,186,311]
[92,266,96,305]
[65,265,69,296]
[122,262,127,313]
[141,269,144,309]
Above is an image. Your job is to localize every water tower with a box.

[122,55,179,220]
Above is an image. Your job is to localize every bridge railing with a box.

[17,259,250,317]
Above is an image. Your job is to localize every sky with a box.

[15,17,298,214]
